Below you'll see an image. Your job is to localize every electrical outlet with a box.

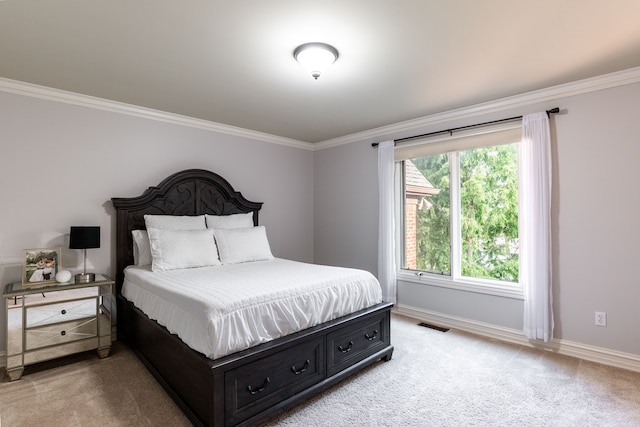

[595,311,607,327]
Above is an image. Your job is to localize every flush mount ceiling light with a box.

[293,42,339,80]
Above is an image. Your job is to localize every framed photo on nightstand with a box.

[22,247,61,286]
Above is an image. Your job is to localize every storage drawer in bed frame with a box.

[120,297,394,427]
[326,310,390,377]
[224,336,325,425]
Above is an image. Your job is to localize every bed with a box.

[111,169,394,427]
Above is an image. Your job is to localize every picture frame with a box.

[22,248,61,286]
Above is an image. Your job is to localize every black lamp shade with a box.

[69,226,101,249]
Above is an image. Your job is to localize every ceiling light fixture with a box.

[293,42,339,80]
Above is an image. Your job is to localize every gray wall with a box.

[2,77,639,360]
[0,90,314,353]
[314,82,640,357]
[313,140,378,273]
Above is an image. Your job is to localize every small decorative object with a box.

[55,269,72,283]
[22,248,61,286]
[69,226,100,283]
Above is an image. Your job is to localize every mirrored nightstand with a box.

[3,274,114,381]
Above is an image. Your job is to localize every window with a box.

[398,125,522,290]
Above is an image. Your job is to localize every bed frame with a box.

[111,169,394,427]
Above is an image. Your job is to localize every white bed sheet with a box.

[122,258,382,359]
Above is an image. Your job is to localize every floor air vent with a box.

[418,322,449,332]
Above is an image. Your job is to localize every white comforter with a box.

[122,259,382,359]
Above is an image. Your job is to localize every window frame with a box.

[396,134,524,300]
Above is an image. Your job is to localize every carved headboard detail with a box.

[111,169,262,293]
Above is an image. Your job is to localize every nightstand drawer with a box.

[24,338,99,366]
[26,317,98,350]
[26,298,97,328]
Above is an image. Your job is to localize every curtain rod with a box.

[371,107,559,148]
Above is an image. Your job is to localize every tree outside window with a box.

[403,142,520,284]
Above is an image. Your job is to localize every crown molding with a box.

[4,66,640,153]
[314,66,640,151]
[0,77,314,151]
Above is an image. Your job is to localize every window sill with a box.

[396,270,524,300]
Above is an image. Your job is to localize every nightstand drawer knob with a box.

[61,309,67,315]
[61,330,66,336]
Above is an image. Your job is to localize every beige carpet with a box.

[0,342,191,427]
[2,314,640,426]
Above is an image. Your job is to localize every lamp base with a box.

[75,273,95,283]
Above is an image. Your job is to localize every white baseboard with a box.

[395,304,640,373]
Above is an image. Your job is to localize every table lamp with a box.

[69,226,100,283]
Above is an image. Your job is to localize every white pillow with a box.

[132,230,152,266]
[213,226,274,265]
[147,228,221,272]
[205,212,254,230]
[144,214,206,230]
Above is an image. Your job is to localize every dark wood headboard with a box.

[110,169,262,294]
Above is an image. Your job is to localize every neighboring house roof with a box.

[405,160,440,197]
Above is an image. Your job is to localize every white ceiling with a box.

[1,1,640,143]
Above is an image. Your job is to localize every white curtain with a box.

[520,112,553,342]
[377,140,397,303]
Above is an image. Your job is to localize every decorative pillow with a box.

[213,226,274,265]
[147,228,221,272]
[205,212,254,230]
[144,214,206,230]
[132,230,152,266]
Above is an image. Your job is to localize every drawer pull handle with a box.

[61,331,66,336]
[291,359,310,375]
[338,340,354,353]
[365,330,379,341]
[61,309,67,315]
[247,377,270,395]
